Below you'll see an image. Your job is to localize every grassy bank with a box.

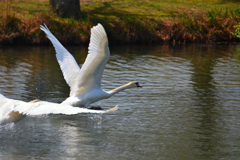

[0,0,240,45]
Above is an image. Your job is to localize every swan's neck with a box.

[107,83,133,96]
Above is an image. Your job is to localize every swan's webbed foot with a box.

[88,106,103,110]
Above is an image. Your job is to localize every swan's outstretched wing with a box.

[40,24,81,88]
[13,101,118,115]
[0,94,119,125]
[41,24,110,97]
[71,23,110,96]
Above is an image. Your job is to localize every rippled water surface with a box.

[0,44,240,159]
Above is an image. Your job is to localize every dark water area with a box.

[0,44,240,159]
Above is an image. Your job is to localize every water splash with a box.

[0,122,15,131]
[89,114,103,127]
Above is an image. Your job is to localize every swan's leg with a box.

[103,105,119,113]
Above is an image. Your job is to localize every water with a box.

[0,44,240,159]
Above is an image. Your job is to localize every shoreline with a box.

[0,1,240,45]
[0,13,239,46]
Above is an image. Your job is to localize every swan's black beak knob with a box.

[136,82,143,88]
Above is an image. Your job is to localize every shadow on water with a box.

[190,46,219,157]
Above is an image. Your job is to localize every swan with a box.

[0,93,118,125]
[40,23,142,108]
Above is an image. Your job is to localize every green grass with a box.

[1,1,49,18]
[81,0,240,21]
[0,0,240,45]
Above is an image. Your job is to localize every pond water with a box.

[0,44,240,159]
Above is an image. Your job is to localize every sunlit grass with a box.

[81,0,240,22]
[1,0,239,26]
[0,0,240,44]
[1,0,49,18]
[1,0,240,23]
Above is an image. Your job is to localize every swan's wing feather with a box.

[18,102,119,115]
[0,93,119,124]
[71,23,110,96]
[12,101,118,115]
[40,24,81,88]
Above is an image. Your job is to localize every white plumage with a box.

[40,23,142,108]
[0,23,142,125]
[0,93,118,125]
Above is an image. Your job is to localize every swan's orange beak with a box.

[137,84,143,88]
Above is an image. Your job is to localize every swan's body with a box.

[40,23,142,108]
[0,93,118,125]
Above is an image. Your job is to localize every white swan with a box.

[40,23,142,108]
[0,93,118,125]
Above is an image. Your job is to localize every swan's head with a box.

[129,81,143,88]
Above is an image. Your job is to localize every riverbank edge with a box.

[1,13,240,46]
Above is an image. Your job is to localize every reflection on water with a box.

[0,44,240,159]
